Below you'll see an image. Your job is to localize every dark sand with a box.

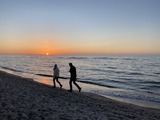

[0,70,160,120]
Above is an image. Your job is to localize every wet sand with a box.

[0,70,160,120]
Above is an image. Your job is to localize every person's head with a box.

[54,64,57,68]
[69,63,73,67]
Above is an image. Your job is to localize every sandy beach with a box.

[0,70,160,120]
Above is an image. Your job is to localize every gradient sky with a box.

[0,0,160,55]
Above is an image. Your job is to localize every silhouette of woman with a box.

[53,64,62,88]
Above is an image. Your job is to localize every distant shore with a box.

[0,70,160,120]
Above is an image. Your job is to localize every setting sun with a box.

[0,0,160,55]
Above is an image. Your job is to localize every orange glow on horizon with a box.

[0,46,160,55]
[1,35,160,55]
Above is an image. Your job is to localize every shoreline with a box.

[6,68,160,109]
[0,70,160,120]
[1,68,160,109]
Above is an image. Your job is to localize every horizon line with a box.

[0,53,160,56]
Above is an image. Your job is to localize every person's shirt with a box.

[53,67,59,77]
[70,66,77,78]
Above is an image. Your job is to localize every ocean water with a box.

[0,54,160,108]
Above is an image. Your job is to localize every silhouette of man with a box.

[68,63,81,92]
[53,64,62,88]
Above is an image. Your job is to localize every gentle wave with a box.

[92,90,160,103]
[107,67,117,69]
[0,66,23,73]
[136,81,160,84]
[93,57,118,60]
[36,74,69,79]
[127,72,144,76]
[83,68,127,75]
[78,80,117,88]
[154,72,160,75]
[55,56,89,60]
[87,69,144,76]
[121,58,137,60]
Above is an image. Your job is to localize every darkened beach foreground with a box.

[0,70,160,120]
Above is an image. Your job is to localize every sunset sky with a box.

[0,0,160,55]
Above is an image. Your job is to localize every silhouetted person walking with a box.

[68,63,81,92]
[53,64,62,88]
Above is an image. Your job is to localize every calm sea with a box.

[0,54,160,108]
